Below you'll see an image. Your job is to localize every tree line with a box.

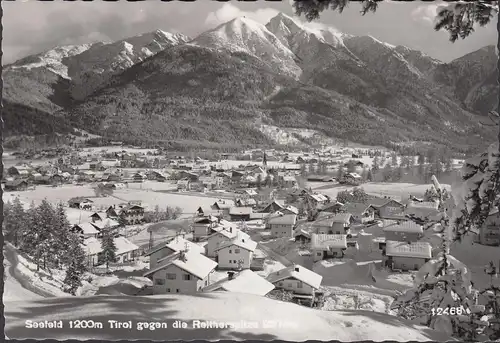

[3,198,87,295]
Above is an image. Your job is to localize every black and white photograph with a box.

[2,0,500,341]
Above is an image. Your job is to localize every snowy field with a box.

[5,292,453,341]
[78,146,159,155]
[307,181,452,201]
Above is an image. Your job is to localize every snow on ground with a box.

[127,219,192,248]
[112,188,220,215]
[308,182,451,201]
[3,250,43,302]
[125,181,177,191]
[79,146,159,155]
[4,292,454,341]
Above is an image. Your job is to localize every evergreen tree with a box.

[99,226,117,271]
[372,156,380,172]
[54,202,72,268]
[391,152,398,167]
[392,176,477,339]
[63,232,87,295]
[382,164,393,182]
[337,165,345,181]
[366,169,373,182]
[4,197,27,246]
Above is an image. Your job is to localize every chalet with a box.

[83,235,139,266]
[145,236,205,270]
[196,206,222,218]
[179,171,199,182]
[202,270,275,296]
[118,204,145,224]
[405,201,440,220]
[344,172,362,184]
[229,207,253,221]
[198,176,218,189]
[143,250,217,294]
[90,212,108,223]
[383,221,424,243]
[68,197,93,210]
[212,200,235,216]
[106,206,119,218]
[214,236,258,269]
[368,198,406,219]
[318,201,344,214]
[384,241,432,271]
[177,178,191,191]
[305,193,329,207]
[235,198,257,207]
[147,170,167,182]
[260,200,285,213]
[267,213,297,238]
[206,228,249,257]
[71,223,101,240]
[478,209,500,246]
[133,172,146,182]
[294,228,311,243]
[192,215,220,242]
[266,265,322,296]
[312,213,352,235]
[281,205,299,215]
[4,180,28,191]
[311,234,347,262]
[92,218,120,233]
[341,203,375,224]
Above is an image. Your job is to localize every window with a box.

[317,252,322,256]
[297,282,303,288]
[166,273,176,280]
[183,274,192,281]
[288,282,293,287]
[229,250,232,254]
[234,249,240,253]
[176,289,180,293]
[167,288,171,292]
[155,279,165,286]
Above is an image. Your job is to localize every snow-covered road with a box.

[3,246,43,302]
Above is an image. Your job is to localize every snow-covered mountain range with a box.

[3,12,497,151]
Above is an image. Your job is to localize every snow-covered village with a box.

[3,0,500,341]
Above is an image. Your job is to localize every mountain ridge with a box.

[4,13,497,152]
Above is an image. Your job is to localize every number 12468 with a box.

[431,306,469,316]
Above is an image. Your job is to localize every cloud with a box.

[204,3,280,27]
[410,4,443,25]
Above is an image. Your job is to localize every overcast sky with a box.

[3,0,497,64]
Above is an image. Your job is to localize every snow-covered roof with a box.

[284,205,299,215]
[267,213,297,225]
[202,270,274,296]
[311,234,347,249]
[314,213,352,226]
[385,240,432,259]
[162,236,204,257]
[383,221,423,234]
[143,250,217,279]
[407,201,438,209]
[342,202,372,216]
[91,218,120,229]
[229,207,253,215]
[73,222,100,235]
[215,236,257,253]
[83,236,138,256]
[267,265,322,290]
[213,200,235,209]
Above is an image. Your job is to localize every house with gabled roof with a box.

[266,264,322,296]
[83,235,139,265]
[384,241,432,271]
[368,198,405,219]
[202,270,274,296]
[214,236,258,269]
[267,213,297,238]
[312,213,353,235]
[342,202,374,224]
[144,236,205,270]
[192,215,221,242]
[318,201,344,214]
[405,201,440,220]
[229,207,253,221]
[143,250,217,294]
[71,223,101,240]
[260,200,285,213]
[205,228,249,257]
[311,233,347,262]
[118,204,145,224]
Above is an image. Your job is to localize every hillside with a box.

[5,292,454,341]
[4,13,497,151]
